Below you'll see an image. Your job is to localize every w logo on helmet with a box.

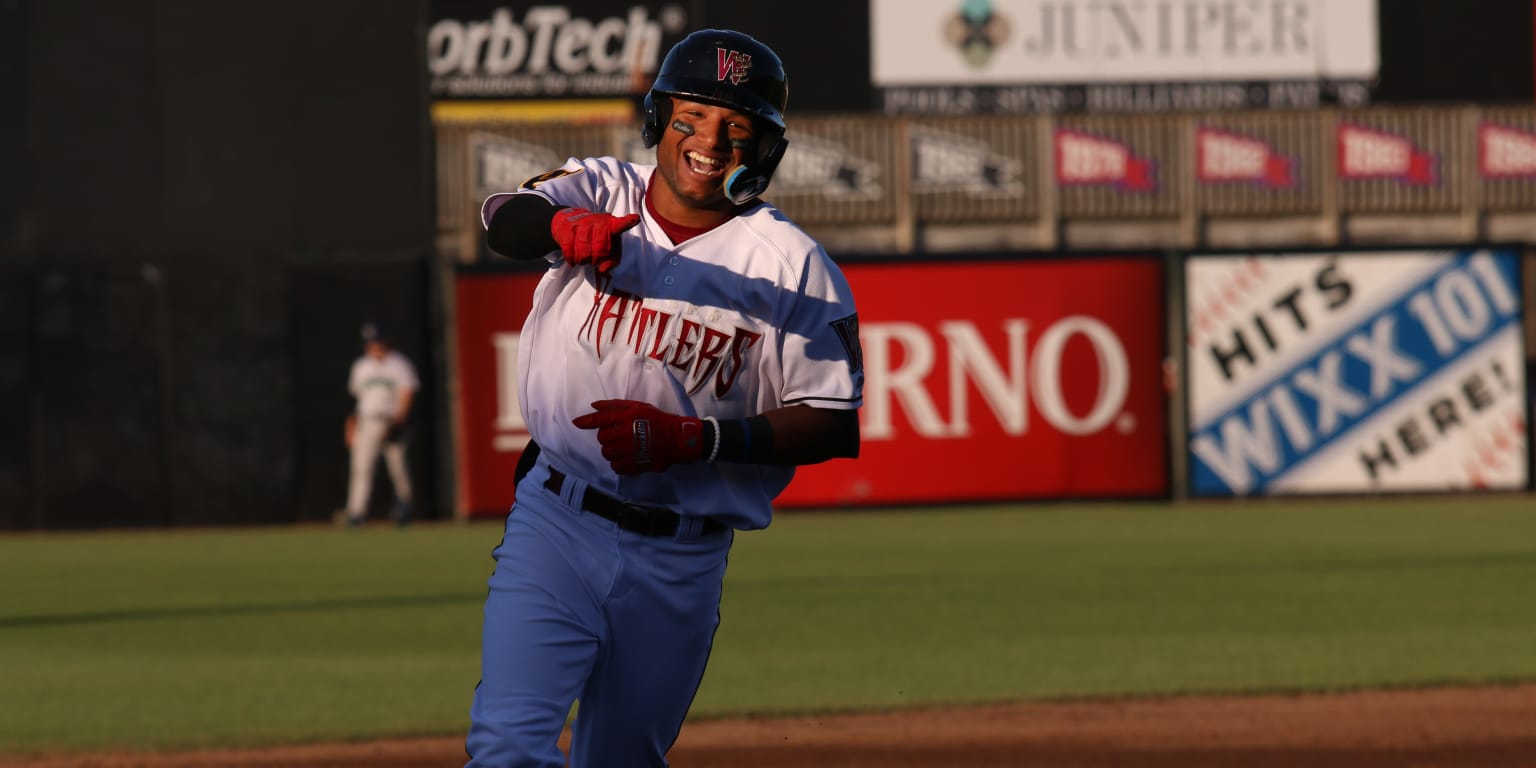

[716,48,752,85]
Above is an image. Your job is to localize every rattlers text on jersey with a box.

[481,156,863,530]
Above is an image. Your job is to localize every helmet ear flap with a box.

[723,135,788,205]
[641,92,672,148]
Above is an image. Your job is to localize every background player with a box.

[466,28,864,768]
[339,321,418,527]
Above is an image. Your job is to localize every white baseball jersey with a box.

[349,351,419,420]
[482,156,863,530]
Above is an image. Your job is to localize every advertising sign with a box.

[428,1,692,100]
[1185,249,1528,497]
[778,256,1169,506]
[454,257,1170,516]
[454,268,545,516]
[871,0,1378,114]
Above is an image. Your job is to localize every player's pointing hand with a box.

[551,208,640,275]
[572,399,706,474]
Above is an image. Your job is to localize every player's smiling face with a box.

[652,96,757,225]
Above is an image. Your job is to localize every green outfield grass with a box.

[2,495,1535,756]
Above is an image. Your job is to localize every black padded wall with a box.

[5,0,436,528]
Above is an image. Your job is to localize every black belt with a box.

[544,468,727,538]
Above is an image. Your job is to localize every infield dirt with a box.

[9,683,1536,767]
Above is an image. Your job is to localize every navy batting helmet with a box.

[642,29,790,205]
[360,321,387,344]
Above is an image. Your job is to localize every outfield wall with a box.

[450,246,1532,518]
[8,1,1536,529]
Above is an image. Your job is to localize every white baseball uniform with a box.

[481,156,864,530]
[344,349,418,520]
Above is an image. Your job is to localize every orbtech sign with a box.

[428,2,690,99]
[1185,249,1528,497]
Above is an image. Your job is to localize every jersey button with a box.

[669,257,679,266]
[664,276,675,285]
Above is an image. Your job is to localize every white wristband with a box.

[703,416,722,463]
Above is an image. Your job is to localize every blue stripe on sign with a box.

[1189,249,1522,496]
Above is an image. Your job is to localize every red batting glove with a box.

[550,208,640,275]
[571,400,705,474]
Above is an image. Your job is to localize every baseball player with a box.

[466,29,864,768]
[339,321,418,527]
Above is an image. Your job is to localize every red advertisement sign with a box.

[454,257,1170,517]
[453,268,545,517]
[778,257,1169,506]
